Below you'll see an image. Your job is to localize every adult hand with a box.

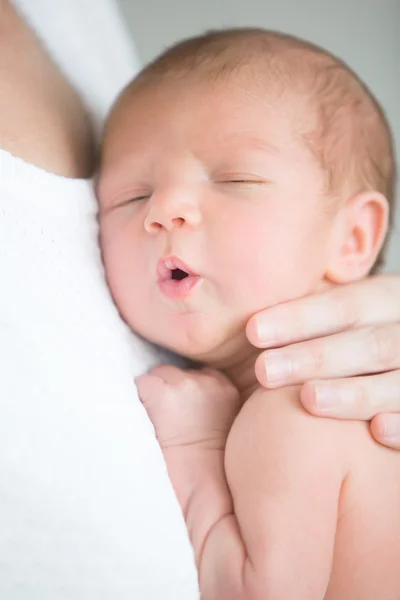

[246,275,400,450]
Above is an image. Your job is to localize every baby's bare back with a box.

[326,422,400,599]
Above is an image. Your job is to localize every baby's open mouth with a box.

[158,257,197,281]
[171,268,189,281]
[157,257,201,299]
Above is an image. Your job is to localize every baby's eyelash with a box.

[224,179,265,185]
[119,194,151,205]
[215,174,267,185]
[131,195,151,201]
[229,179,256,183]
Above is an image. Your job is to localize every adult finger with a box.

[370,414,400,450]
[254,323,400,388]
[299,370,400,420]
[247,275,400,349]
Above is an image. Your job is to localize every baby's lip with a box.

[157,256,199,282]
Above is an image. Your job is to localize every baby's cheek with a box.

[233,223,327,311]
[99,226,143,318]
[101,241,129,310]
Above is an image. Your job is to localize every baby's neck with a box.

[218,347,261,404]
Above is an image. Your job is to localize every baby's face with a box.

[98,79,334,365]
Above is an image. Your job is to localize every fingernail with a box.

[314,384,339,411]
[256,317,278,346]
[382,417,400,440]
[264,353,292,384]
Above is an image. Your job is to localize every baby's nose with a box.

[145,214,185,232]
[144,194,202,233]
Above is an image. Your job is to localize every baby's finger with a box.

[135,373,165,404]
[255,324,400,388]
[247,275,400,349]
[299,370,400,420]
[370,414,400,450]
[149,365,187,385]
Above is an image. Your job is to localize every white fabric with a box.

[0,1,199,598]
[0,150,199,599]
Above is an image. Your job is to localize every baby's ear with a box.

[324,191,389,283]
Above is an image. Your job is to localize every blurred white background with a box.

[118,0,399,272]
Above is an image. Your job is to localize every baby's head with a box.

[98,28,396,368]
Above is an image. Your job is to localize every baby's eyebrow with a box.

[225,134,280,156]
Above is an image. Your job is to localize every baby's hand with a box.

[138,367,240,569]
[136,366,240,450]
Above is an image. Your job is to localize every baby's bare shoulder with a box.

[238,386,400,598]
[245,384,365,444]
[234,385,359,477]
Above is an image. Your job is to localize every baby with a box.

[97,29,399,599]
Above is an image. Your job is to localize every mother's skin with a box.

[0,0,94,177]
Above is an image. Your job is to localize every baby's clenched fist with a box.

[136,365,240,450]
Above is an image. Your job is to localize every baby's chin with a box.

[136,317,247,367]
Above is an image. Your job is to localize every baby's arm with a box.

[202,387,347,599]
[138,369,347,600]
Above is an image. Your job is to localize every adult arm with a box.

[0,0,94,177]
